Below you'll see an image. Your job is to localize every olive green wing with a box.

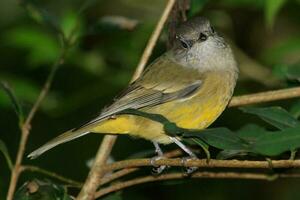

[76,55,203,130]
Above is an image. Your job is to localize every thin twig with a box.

[21,165,83,188]
[76,1,176,199]
[6,47,68,200]
[132,0,176,81]
[228,86,300,107]
[95,171,300,198]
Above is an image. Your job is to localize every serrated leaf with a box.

[265,0,287,28]
[251,126,300,156]
[183,128,250,151]
[0,139,13,170]
[240,106,300,130]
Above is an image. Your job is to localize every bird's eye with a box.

[180,40,189,49]
[199,32,207,41]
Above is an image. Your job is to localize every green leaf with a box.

[237,124,268,142]
[0,139,13,171]
[4,27,60,66]
[240,106,300,130]
[15,179,73,200]
[251,126,300,156]
[265,0,287,28]
[216,149,249,160]
[189,138,210,160]
[60,10,82,44]
[0,81,24,123]
[183,128,250,151]
[290,100,300,119]
[285,64,300,82]
[188,0,208,17]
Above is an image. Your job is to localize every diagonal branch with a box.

[76,0,176,199]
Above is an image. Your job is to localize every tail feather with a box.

[28,130,89,159]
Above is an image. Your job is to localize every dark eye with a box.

[180,40,189,49]
[199,32,207,41]
[211,26,215,33]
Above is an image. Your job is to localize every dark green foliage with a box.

[1,0,300,199]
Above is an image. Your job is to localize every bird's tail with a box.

[27,129,90,159]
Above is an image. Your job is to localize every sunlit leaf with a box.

[0,139,13,171]
[60,10,82,44]
[240,106,300,130]
[264,0,287,28]
[4,27,60,66]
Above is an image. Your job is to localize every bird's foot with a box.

[181,156,198,175]
[150,156,167,174]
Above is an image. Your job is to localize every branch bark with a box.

[228,87,300,107]
[100,158,300,173]
[95,171,300,198]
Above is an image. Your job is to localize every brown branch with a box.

[132,0,176,81]
[95,171,300,198]
[228,86,300,107]
[100,158,300,173]
[76,1,176,199]
[6,48,68,200]
[76,135,117,199]
[99,149,183,186]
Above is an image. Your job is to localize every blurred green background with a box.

[1,0,300,199]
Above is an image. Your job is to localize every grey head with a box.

[170,17,235,71]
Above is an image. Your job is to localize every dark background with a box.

[1,0,300,199]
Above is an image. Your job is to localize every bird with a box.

[28,17,238,172]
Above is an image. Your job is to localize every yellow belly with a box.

[91,72,234,144]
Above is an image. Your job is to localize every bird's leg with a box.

[150,142,167,174]
[169,137,198,174]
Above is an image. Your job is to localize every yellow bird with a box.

[28,17,238,166]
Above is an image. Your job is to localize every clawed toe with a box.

[150,156,167,174]
[181,156,198,175]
